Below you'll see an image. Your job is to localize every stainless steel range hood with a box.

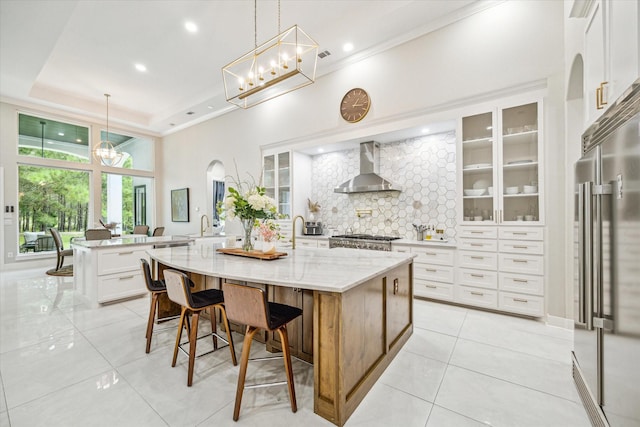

[334,141,401,193]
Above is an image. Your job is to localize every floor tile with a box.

[7,370,168,427]
[0,308,75,354]
[0,329,112,408]
[402,326,457,363]
[379,349,447,402]
[449,338,580,401]
[0,373,6,412]
[0,410,9,427]
[426,405,488,427]
[413,298,468,337]
[60,301,142,332]
[435,365,590,426]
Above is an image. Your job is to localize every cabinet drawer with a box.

[414,279,454,301]
[459,238,497,252]
[498,253,544,275]
[98,249,148,275]
[499,272,544,295]
[414,263,454,283]
[97,271,145,303]
[459,226,497,239]
[458,268,498,289]
[297,240,317,248]
[317,240,329,248]
[498,227,543,241]
[412,246,454,266]
[498,291,544,317]
[456,285,497,309]
[498,240,543,255]
[392,245,411,254]
[458,250,497,270]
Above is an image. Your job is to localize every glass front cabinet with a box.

[459,100,543,225]
[263,151,291,218]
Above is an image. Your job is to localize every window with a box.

[102,130,154,171]
[18,114,90,162]
[18,165,88,253]
[101,173,154,235]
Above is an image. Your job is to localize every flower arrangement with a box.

[256,219,283,242]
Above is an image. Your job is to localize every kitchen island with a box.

[72,235,194,307]
[147,242,415,426]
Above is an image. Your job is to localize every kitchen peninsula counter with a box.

[72,235,194,307]
[147,243,415,426]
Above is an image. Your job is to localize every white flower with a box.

[247,194,267,210]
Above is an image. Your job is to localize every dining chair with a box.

[49,228,73,271]
[84,228,112,241]
[152,227,164,236]
[133,225,149,235]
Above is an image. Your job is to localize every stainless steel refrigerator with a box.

[574,78,640,427]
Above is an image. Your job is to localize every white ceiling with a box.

[1,0,491,136]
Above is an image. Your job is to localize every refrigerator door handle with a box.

[579,182,595,330]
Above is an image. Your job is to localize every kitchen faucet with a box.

[200,214,210,237]
[291,215,305,249]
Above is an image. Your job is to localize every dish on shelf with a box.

[473,216,483,221]
[464,163,491,170]
[523,185,538,194]
[464,189,485,196]
[505,186,519,195]
[507,159,534,165]
[473,179,490,190]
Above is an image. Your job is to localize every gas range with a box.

[329,234,401,251]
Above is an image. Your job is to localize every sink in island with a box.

[146,242,415,426]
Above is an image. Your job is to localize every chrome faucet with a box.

[200,214,210,237]
[291,215,305,249]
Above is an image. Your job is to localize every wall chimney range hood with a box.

[334,141,401,194]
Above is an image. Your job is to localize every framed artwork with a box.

[171,188,189,222]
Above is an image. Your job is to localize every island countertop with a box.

[72,234,194,249]
[146,242,415,293]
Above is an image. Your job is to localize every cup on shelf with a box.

[488,186,493,196]
[516,215,524,221]
[525,215,534,221]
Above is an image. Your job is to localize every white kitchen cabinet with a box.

[583,0,639,127]
[393,244,455,302]
[262,150,312,220]
[459,100,543,226]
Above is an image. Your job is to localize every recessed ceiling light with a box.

[343,43,354,52]
[185,21,198,33]
[58,132,64,136]
[135,63,147,72]
[76,138,82,143]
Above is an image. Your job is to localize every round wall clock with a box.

[340,88,370,123]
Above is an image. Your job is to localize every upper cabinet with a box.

[460,100,543,225]
[583,0,639,127]
[262,149,311,220]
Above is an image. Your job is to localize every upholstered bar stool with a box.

[163,269,237,386]
[221,282,302,421]
[140,259,168,353]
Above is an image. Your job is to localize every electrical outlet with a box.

[7,252,14,258]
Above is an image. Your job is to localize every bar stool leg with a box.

[277,326,297,413]
[187,310,200,387]
[172,307,188,367]
[218,305,237,365]
[233,325,259,421]
[210,306,218,350]
[145,292,158,353]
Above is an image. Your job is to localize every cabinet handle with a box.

[512,232,527,236]
[424,252,437,256]
[393,278,399,295]
[470,243,483,247]
[513,259,528,263]
[425,284,437,289]
[470,291,484,296]
[513,245,529,249]
[470,273,485,278]
[424,268,437,273]
[119,275,134,280]
[495,210,498,224]
[513,298,529,303]
[470,231,483,234]
[470,256,485,260]
[118,251,134,255]
[513,278,529,283]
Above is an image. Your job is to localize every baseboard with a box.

[546,314,574,330]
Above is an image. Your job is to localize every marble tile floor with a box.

[0,268,590,427]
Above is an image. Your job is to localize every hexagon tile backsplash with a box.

[310,131,457,242]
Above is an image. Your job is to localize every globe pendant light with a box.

[92,94,123,166]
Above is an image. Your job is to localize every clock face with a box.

[340,88,370,123]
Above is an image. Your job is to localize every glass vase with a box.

[241,218,255,251]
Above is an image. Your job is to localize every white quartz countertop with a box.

[147,242,415,293]
[392,238,456,248]
[72,235,194,249]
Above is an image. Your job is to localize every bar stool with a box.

[163,270,237,386]
[221,282,302,421]
[140,259,168,353]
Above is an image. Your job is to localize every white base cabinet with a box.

[393,244,456,302]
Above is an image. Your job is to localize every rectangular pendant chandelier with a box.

[222,25,318,109]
